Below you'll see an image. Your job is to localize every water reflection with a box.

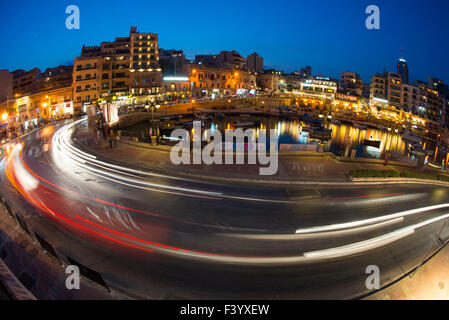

[328,123,406,158]
[125,115,407,159]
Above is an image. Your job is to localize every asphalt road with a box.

[1,119,449,299]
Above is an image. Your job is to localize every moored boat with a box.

[363,139,381,148]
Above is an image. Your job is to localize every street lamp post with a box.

[319,113,332,144]
[45,95,51,122]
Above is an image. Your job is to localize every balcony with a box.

[76,65,97,71]
[113,74,129,79]
[76,88,97,93]
[76,76,97,82]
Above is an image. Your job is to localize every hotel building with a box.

[188,64,257,98]
[73,26,162,115]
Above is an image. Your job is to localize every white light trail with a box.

[295,203,449,234]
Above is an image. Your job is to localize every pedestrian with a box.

[112,128,118,148]
[384,150,391,166]
[108,128,114,149]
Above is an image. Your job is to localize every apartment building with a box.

[386,72,403,109]
[12,68,42,96]
[40,65,73,91]
[402,83,423,115]
[188,65,256,97]
[258,73,280,93]
[73,56,102,114]
[0,70,13,103]
[0,85,73,134]
[195,54,217,66]
[370,72,403,109]
[429,77,449,128]
[340,72,363,96]
[299,78,338,101]
[159,49,186,76]
[163,76,191,101]
[215,51,246,70]
[129,26,162,98]
[247,52,264,73]
[73,26,163,114]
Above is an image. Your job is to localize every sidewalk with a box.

[366,242,449,300]
[73,125,429,185]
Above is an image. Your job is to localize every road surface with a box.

[1,119,449,299]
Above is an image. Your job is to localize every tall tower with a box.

[397,56,409,84]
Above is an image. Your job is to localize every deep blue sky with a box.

[1,0,448,83]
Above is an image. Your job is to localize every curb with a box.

[350,177,449,187]
[76,140,449,187]
[71,140,449,187]
[72,122,448,187]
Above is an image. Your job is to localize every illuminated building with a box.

[429,77,449,128]
[397,57,409,84]
[370,72,403,110]
[258,73,280,94]
[402,83,425,116]
[0,86,73,132]
[163,76,191,100]
[40,65,73,91]
[195,51,247,70]
[340,72,363,96]
[413,80,446,126]
[189,65,256,97]
[299,66,312,78]
[159,49,187,76]
[333,92,360,112]
[73,56,102,115]
[195,54,217,66]
[129,26,162,99]
[73,26,163,114]
[12,68,42,96]
[299,78,337,100]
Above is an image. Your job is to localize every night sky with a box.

[1,0,448,83]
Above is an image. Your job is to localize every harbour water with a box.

[123,115,408,159]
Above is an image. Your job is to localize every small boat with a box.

[194,114,208,120]
[331,119,341,125]
[363,139,381,148]
[309,127,333,139]
[301,126,321,132]
[175,120,194,127]
[233,120,261,128]
[353,122,367,130]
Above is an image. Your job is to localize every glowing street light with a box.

[1,112,8,121]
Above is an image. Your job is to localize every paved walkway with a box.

[366,242,449,300]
